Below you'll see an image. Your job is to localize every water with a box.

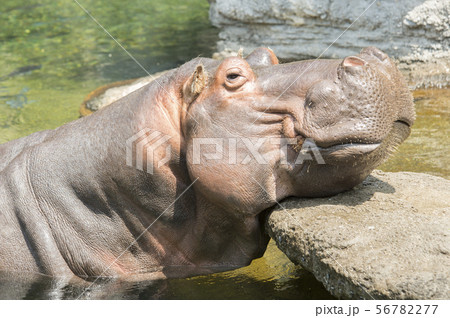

[379,88,450,179]
[0,241,332,300]
[0,0,216,142]
[0,0,448,300]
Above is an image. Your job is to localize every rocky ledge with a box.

[266,170,449,299]
[209,0,450,89]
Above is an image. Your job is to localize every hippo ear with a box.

[361,46,388,61]
[183,64,208,104]
[340,56,367,75]
[245,47,279,67]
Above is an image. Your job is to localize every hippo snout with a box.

[301,47,415,148]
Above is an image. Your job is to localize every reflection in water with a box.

[0,242,333,300]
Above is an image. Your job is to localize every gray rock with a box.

[84,70,169,113]
[209,0,450,89]
[266,170,450,299]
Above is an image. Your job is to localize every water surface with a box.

[379,89,449,179]
[0,0,216,142]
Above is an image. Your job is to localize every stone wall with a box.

[209,0,450,88]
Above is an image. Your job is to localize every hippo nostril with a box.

[395,119,412,127]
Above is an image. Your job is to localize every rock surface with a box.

[209,0,450,89]
[80,70,169,116]
[266,170,450,299]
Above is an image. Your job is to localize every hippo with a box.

[0,47,415,280]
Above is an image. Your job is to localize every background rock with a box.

[79,70,169,116]
[209,0,450,89]
[266,170,450,299]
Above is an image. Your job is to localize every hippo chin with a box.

[0,47,414,279]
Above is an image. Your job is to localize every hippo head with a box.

[177,47,415,215]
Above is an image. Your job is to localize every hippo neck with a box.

[57,74,268,272]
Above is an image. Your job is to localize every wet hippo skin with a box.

[0,47,415,279]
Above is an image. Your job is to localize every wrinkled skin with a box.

[0,47,414,279]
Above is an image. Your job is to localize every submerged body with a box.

[0,47,415,279]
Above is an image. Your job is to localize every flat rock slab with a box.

[266,170,450,299]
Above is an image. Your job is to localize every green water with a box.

[0,0,448,300]
[0,0,216,142]
[380,89,450,179]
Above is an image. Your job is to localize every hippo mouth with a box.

[295,120,411,163]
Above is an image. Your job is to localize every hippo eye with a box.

[225,67,247,89]
[227,73,240,81]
